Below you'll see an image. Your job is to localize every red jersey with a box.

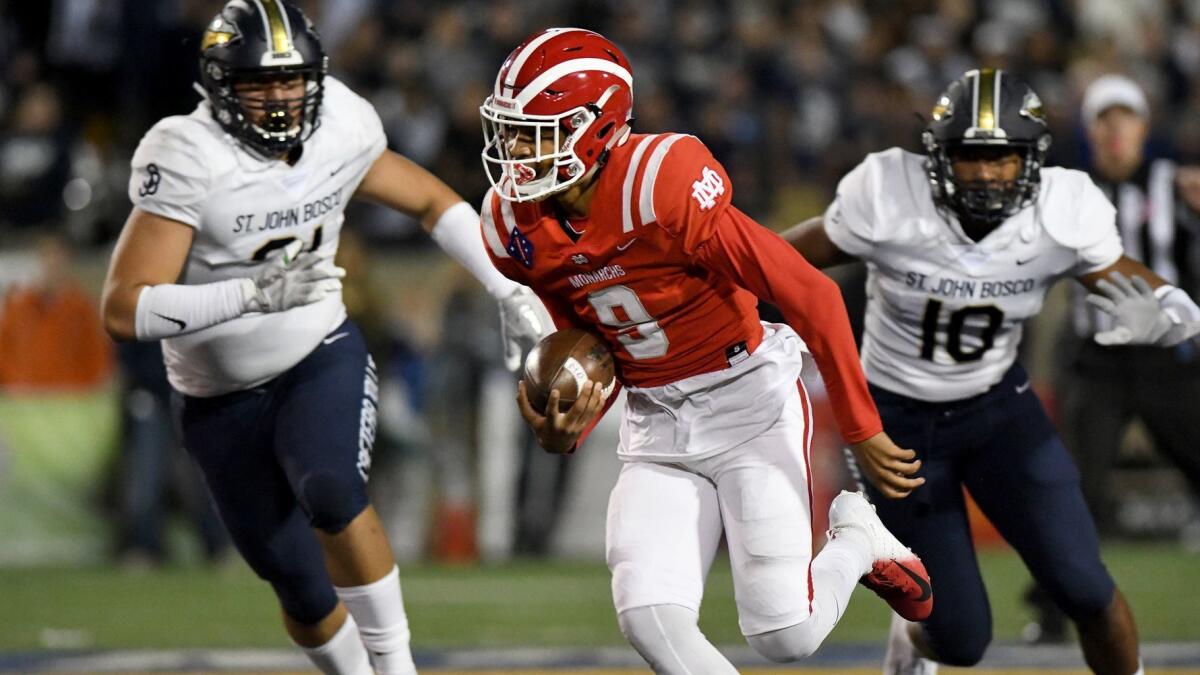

[481,132,881,443]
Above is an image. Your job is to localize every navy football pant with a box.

[858,364,1115,666]
[177,320,378,625]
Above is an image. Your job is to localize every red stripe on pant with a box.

[797,378,815,614]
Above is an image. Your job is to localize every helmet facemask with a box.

[202,60,326,158]
[925,134,1050,232]
[481,99,598,202]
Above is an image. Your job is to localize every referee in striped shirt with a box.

[1028,74,1200,643]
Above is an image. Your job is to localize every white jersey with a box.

[824,148,1123,401]
[129,77,387,397]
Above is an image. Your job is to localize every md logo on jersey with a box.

[507,226,536,269]
[691,166,725,211]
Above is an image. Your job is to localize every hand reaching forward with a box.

[849,431,925,499]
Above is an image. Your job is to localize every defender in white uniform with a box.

[101,3,549,674]
[786,69,1200,675]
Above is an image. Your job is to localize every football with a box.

[522,329,616,413]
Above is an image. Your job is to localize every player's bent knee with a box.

[1058,581,1116,622]
[746,623,823,662]
[296,469,368,534]
[1037,560,1115,621]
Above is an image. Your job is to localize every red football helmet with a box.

[481,28,634,202]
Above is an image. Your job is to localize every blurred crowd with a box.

[4,0,1200,565]
[4,0,1200,244]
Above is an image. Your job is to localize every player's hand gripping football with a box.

[244,241,346,313]
[849,432,925,499]
[498,286,554,371]
[516,379,606,454]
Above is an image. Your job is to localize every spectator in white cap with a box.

[1082,74,1151,186]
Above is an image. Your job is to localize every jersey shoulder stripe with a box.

[620,135,658,233]
[637,133,690,227]
[480,187,509,258]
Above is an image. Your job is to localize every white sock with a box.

[335,565,416,675]
[299,613,373,675]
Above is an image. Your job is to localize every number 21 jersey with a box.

[128,77,386,397]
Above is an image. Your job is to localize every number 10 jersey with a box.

[825,148,1123,401]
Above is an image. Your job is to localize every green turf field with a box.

[1,543,1196,651]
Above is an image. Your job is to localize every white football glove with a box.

[243,241,346,313]
[498,286,553,371]
[1156,285,1200,346]
[1086,272,1200,346]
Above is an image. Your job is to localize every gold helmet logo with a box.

[931,95,954,121]
[1020,91,1047,124]
[201,16,240,51]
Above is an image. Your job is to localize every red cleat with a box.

[828,491,933,621]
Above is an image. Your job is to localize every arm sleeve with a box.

[129,121,212,228]
[134,278,253,341]
[822,157,878,259]
[695,206,883,444]
[430,201,520,299]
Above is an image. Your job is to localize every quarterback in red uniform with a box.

[479,28,931,671]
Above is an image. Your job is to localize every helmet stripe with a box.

[251,0,293,55]
[501,27,585,98]
[272,0,296,49]
[977,68,997,131]
[248,0,273,53]
[993,69,1004,134]
[515,58,633,107]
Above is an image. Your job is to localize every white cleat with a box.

[883,612,938,675]
[828,490,933,621]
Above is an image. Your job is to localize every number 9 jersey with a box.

[127,77,387,397]
[824,148,1123,401]
[479,132,764,389]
